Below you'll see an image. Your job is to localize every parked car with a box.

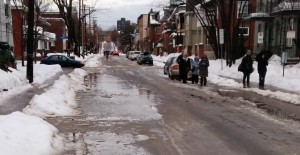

[163,56,176,75]
[40,54,84,68]
[168,56,180,79]
[111,51,119,56]
[168,55,192,80]
[0,42,16,69]
[128,51,141,60]
[137,52,153,65]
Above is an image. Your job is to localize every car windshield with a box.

[134,52,141,54]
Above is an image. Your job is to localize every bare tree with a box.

[52,0,96,57]
[184,0,249,66]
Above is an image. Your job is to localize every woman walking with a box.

[239,50,254,88]
[199,55,209,86]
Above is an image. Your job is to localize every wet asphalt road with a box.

[47,55,300,155]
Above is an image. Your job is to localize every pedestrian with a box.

[177,52,191,83]
[256,50,273,87]
[199,55,209,86]
[191,56,200,84]
[102,38,115,61]
[238,49,254,88]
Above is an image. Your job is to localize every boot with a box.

[243,83,246,88]
[247,83,250,88]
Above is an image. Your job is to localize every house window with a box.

[156,27,161,34]
[237,1,248,18]
[287,18,295,47]
[6,23,9,36]
[238,27,249,36]
[5,4,9,17]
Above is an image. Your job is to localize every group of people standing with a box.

[176,52,209,86]
[239,49,272,88]
[175,49,272,88]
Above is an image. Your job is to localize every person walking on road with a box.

[238,50,254,88]
[256,50,273,87]
[191,56,200,84]
[199,55,209,86]
[177,52,191,83]
[102,38,115,61]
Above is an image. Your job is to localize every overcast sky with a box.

[89,0,169,30]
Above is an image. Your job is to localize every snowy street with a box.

[1,53,300,155]
[47,55,300,155]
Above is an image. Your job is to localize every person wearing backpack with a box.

[238,50,254,88]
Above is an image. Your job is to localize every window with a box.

[237,1,248,18]
[5,4,9,17]
[238,27,249,36]
[6,23,10,38]
[287,18,295,47]
[50,55,59,60]
[156,27,161,34]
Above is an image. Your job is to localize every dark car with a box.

[40,54,84,68]
[163,56,176,75]
[137,52,153,65]
[0,42,16,70]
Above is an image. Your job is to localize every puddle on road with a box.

[82,73,161,122]
[83,132,151,155]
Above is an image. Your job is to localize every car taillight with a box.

[172,64,179,69]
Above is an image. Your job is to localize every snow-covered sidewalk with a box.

[0,54,100,155]
[152,54,300,105]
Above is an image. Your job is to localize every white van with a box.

[129,51,141,60]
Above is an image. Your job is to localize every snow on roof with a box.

[167,5,186,22]
[273,1,300,13]
[150,17,160,25]
[177,10,186,15]
[243,12,273,20]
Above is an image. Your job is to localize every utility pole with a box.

[78,0,81,56]
[26,0,34,83]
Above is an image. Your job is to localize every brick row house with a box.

[0,0,13,45]
[10,0,67,60]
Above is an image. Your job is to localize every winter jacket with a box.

[256,50,272,74]
[191,58,200,75]
[240,54,253,74]
[177,54,191,75]
[199,56,209,77]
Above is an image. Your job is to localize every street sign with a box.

[287,31,296,39]
[258,32,263,44]
[219,29,224,44]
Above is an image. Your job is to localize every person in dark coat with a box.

[177,52,191,83]
[239,50,253,88]
[256,50,272,87]
[199,55,209,86]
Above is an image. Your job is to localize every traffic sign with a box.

[219,29,224,44]
[258,32,263,44]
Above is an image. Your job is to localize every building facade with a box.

[117,18,130,31]
[0,0,13,45]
